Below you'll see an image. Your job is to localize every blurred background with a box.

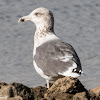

[0,0,100,89]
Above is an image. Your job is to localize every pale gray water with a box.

[0,0,100,90]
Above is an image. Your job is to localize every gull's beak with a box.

[18,15,32,23]
[18,18,25,22]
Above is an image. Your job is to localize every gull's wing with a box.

[34,39,82,77]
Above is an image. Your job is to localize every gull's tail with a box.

[81,71,87,76]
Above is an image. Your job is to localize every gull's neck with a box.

[36,23,54,32]
[34,28,59,48]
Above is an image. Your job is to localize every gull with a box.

[18,7,83,88]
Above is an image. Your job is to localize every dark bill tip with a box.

[18,18,25,23]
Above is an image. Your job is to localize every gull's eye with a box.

[34,12,43,16]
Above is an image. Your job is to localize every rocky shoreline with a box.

[0,77,99,100]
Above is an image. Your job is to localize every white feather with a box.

[58,63,80,78]
[33,60,52,80]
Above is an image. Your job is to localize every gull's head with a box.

[18,7,54,32]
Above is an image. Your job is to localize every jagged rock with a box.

[0,82,47,100]
[45,92,73,100]
[0,84,17,98]
[0,84,22,100]
[73,92,88,100]
[10,83,34,100]
[0,77,100,100]
[46,77,86,94]
[0,82,8,89]
[89,86,100,100]
[31,86,47,100]
[7,96,22,100]
[44,77,88,99]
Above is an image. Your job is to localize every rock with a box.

[0,82,47,100]
[45,92,73,100]
[89,86,100,100]
[1,77,100,100]
[0,84,22,100]
[0,82,8,89]
[10,83,34,100]
[31,86,47,100]
[7,96,22,100]
[44,77,88,100]
[0,82,34,100]
[46,77,86,94]
[73,92,88,100]
[0,84,17,98]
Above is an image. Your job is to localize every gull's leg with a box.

[46,80,50,88]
